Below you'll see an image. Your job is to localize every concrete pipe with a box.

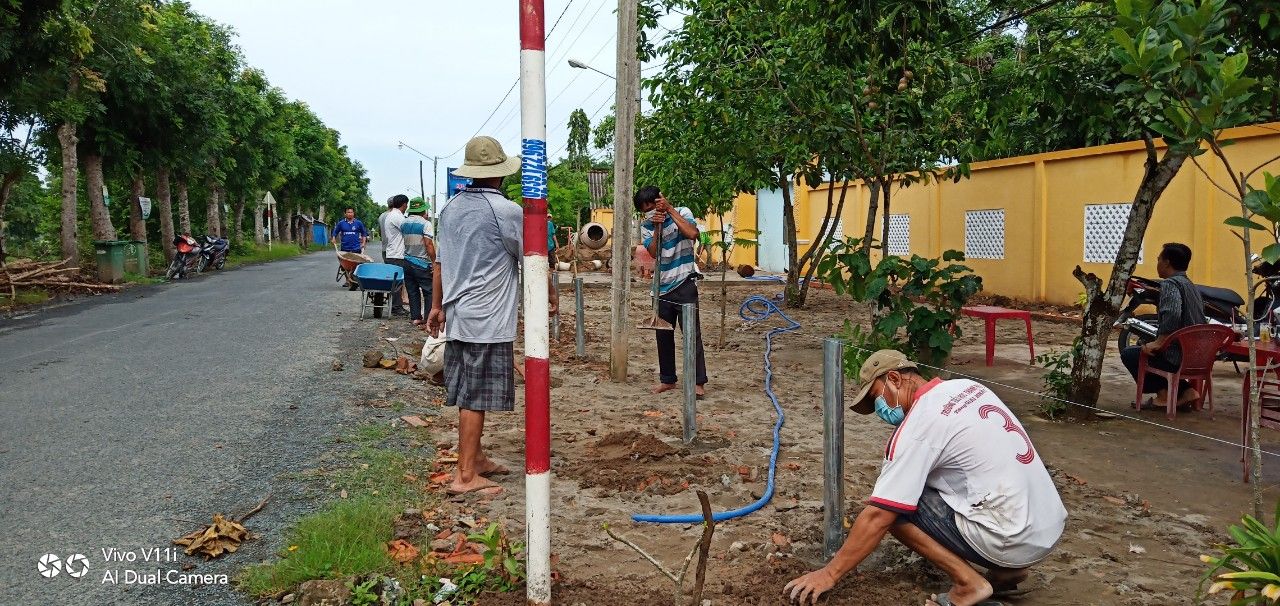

[578,222,610,250]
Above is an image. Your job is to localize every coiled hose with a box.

[631,294,801,524]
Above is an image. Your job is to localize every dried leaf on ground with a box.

[386,539,420,564]
[173,514,249,559]
[378,358,397,369]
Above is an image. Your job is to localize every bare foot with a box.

[477,458,511,476]
[651,383,677,394]
[447,475,503,495]
[1177,388,1201,407]
[695,384,706,399]
[924,578,993,606]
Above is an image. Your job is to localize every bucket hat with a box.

[452,136,521,179]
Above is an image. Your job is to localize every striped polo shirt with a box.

[641,206,700,294]
[401,215,433,269]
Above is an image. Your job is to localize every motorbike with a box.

[166,235,204,280]
[1112,257,1280,352]
[197,235,229,273]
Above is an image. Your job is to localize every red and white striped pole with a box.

[518,1,552,604]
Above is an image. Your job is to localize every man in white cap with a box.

[427,136,557,495]
[785,350,1066,606]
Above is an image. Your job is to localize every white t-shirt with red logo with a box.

[869,378,1067,568]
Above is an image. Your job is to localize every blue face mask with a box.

[874,395,905,426]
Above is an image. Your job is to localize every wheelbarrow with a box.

[335,249,374,290]
[353,262,404,320]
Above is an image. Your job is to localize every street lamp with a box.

[568,58,615,80]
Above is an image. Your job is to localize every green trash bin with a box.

[123,240,149,276]
[93,240,127,284]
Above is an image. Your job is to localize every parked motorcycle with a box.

[1114,275,1248,350]
[197,235,229,273]
[166,235,204,280]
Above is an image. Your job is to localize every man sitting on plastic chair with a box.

[1120,243,1207,411]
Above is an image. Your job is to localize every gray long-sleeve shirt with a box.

[434,187,523,343]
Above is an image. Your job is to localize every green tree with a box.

[1067,0,1273,422]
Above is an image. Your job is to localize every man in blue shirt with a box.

[331,207,368,253]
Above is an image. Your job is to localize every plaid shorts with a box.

[444,340,515,412]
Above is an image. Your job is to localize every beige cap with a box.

[850,349,917,414]
[452,136,521,179]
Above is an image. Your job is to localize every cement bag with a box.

[420,335,446,376]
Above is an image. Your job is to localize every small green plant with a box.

[1035,340,1080,419]
[839,320,910,379]
[819,236,983,370]
[348,577,379,606]
[1198,501,1280,604]
[467,522,525,590]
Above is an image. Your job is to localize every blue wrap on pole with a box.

[631,295,801,524]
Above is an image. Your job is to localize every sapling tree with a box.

[1067,0,1271,421]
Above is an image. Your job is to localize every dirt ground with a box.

[373,276,1280,606]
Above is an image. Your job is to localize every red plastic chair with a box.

[1134,325,1237,420]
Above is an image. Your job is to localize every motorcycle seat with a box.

[1197,285,1244,306]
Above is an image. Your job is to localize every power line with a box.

[545,0,577,37]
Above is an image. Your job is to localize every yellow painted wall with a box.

[728,122,1280,305]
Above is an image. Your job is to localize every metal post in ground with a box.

[575,277,585,357]
[822,338,846,559]
[518,1,551,603]
[682,302,698,444]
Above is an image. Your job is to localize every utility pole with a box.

[418,160,426,206]
[432,156,439,215]
[518,0,552,603]
[610,0,639,383]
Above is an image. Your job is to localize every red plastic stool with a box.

[961,306,1035,366]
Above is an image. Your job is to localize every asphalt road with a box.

[0,249,376,605]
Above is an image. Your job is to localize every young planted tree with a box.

[1109,0,1274,512]
[1066,0,1273,419]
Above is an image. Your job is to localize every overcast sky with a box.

[188,0,671,205]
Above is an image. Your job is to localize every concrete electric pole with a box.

[609,0,639,382]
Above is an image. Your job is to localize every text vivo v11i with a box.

[101,547,180,563]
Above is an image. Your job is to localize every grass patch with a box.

[239,496,395,595]
[225,243,310,269]
[0,288,51,309]
[239,421,437,599]
[123,272,164,285]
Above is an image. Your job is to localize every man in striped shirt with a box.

[636,186,707,396]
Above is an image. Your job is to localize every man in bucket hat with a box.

[785,350,1066,606]
[427,136,557,495]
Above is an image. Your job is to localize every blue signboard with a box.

[446,168,471,199]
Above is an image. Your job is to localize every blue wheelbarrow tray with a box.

[352,263,404,320]
[353,262,404,292]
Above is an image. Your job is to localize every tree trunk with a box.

[128,173,146,243]
[798,181,851,304]
[1067,139,1188,419]
[719,211,730,348]
[58,122,80,267]
[205,180,221,237]
[780,168,802,308]
[861,179,881,252]
[879,178,892,258]
[232,195,246,245]
[253,203,264,245]
[177,179,191,235]
[0,170,20,266]
[277,192,289,244]
[156,166,175,261]
[83,154,115,241]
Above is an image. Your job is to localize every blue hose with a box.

[631,295,801,524]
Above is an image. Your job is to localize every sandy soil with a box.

[372,278,1280,605]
